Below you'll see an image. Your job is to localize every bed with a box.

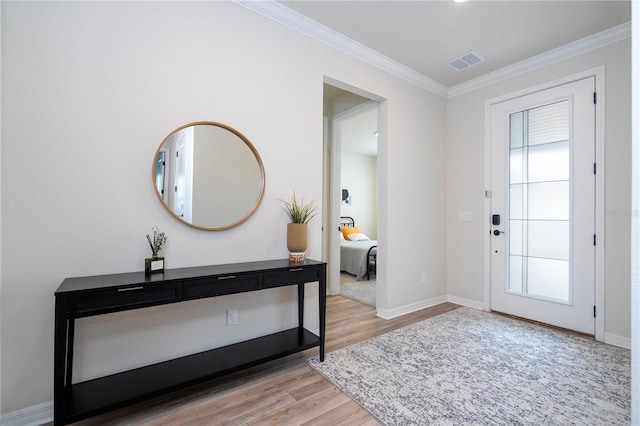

[339,216,377,281]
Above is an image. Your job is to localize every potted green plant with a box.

[280,192,317,259]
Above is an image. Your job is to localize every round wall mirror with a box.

[153,121,265,230]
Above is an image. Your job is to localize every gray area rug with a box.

[309,307,630,425]
[341,279,376,307]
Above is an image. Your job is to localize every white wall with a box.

[446,38,632,341]
[0,1,447,414]
[341,152,377,239]
[382,89,447,310]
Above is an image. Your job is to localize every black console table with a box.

[54,259,326,425]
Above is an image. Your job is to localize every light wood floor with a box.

[66,297,460,426]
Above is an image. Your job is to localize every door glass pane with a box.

[510,111,524,149]
[510,148,525,184]
[528,220,569,260]
[528,181,569,220]
[510,184,524,219]
[510,220,523,256]
[527,258,569,300]
[528,101,569,146]
[508,100,570,303]
[509,256,523,292]
[528,141,569,182]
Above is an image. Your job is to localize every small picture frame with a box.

[145,257,165,275]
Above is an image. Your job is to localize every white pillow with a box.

[339,231,346,241]
[347,233,369,241]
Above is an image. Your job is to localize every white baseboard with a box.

[604,332,631,349]
[0,401,52,426]
[446,295,485,311]
[376,295,448,319]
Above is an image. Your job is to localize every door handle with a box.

[493,229,504,236]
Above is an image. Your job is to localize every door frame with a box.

[483,67,605,341]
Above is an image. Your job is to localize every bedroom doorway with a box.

[322,80,382,306]
[488,76,598,335]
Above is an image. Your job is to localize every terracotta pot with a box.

[287,223,308,253]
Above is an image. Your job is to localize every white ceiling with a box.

[280,0,631,88]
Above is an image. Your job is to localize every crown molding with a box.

[233,1,631,101]
[447,21,631,98]
[232,0,449,98]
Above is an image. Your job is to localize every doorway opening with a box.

[322,79,384,309]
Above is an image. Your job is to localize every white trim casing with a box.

[484,67,606,342]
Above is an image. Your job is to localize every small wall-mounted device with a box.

[492,214,501,226]
[342,189,351,205]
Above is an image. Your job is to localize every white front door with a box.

[489,77,596,335]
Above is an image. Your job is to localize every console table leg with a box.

[53,296,68,426]
[297,283,305,329]
[319,267,326,362]
[65,318,76,387]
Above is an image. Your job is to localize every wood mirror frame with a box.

[152,121,265,230]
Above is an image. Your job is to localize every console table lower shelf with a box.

[66,328,319,424]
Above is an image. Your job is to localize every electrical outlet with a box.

[421,273,427,285]
[226,309,238,326]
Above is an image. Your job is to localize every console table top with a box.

[56,258,325,294]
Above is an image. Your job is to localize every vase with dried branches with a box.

[145,226,167,274]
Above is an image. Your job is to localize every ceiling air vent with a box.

[447,51,484,71]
